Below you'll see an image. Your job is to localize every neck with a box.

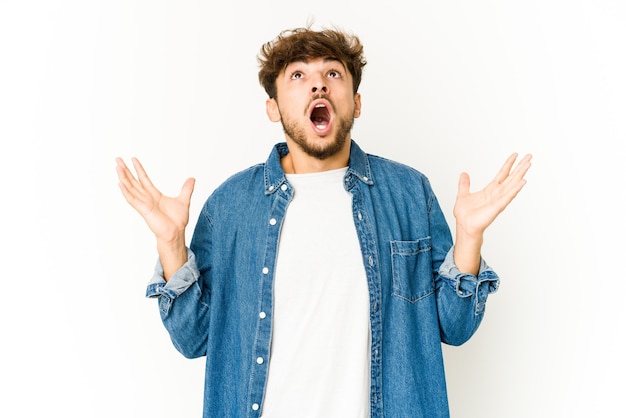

[281,139,351,174]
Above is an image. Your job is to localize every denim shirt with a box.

[146,141,499,418]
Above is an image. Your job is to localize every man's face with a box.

[267,57,361,160]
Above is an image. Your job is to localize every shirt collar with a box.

[264,140,374,195]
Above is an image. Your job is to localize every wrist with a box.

[156,235,188,281]
[453,224,483,276]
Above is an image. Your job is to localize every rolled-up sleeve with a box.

[438,246,500,315]
[145,249,200,315]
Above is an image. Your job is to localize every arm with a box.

[452,153,532,274]
[117,157,211,357]
[115,157,195,280]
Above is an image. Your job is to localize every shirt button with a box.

[268,185,274,191]
[252,403,259,411]
[363,176,369,182]
[262,267,269,275]
[259,311,266,319]
[269,218,277,225]
[281,184,288,191]
[357,211,362,221]
[256,357,264,364]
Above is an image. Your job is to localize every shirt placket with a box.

[247,183,291,417]
[348,180,384,417]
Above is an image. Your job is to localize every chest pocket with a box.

[391,238,435,303]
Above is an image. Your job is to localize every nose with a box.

[311,75,328,94]
[311,85,327,94]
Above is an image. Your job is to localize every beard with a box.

[280,112,354,161]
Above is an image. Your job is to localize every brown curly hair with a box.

[257,26,367,98]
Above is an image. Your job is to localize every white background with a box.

[1,1,624,417]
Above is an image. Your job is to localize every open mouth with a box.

[310,102,331,132]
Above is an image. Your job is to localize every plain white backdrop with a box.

[1,0,624,417]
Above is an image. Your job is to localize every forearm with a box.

[452,223,483,276]
[437,243,500,344]
[157,234,188,281]
[145,248,209,359]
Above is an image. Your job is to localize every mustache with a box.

[307,94,335,113]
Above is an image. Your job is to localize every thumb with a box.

[457,172,470,196]
[179,177,196,204]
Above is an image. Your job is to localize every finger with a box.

[117,169,159,215]
[117,180,137,206]
[115,157,141,191]
[131,157,156,191]
[498,154,532,194]
[493,152,519,184]
[115,157,127,171]
[116,157,155,207]
[117,172,144,207]
[115,157,131,181]
[509,153,533,181]
[495,161,530,207]
[497,178,528,211]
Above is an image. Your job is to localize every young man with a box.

[116,26,531,418]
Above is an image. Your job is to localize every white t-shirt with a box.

[260,167,371,418]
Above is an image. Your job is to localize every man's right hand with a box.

[116,157,195,280]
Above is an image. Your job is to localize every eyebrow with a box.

[323,57,343,65]
[287,57,345,68]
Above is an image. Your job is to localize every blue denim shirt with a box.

[146,141,499,418]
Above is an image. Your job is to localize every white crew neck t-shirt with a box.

[260,167,371,418]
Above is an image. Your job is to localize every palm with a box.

[116,157,195,241]
[453,153,532,237]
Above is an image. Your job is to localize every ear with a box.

[266,98,281,122]
[353,93,362,118]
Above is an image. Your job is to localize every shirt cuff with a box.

[145,248,200,300]
[439,246,500,315]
